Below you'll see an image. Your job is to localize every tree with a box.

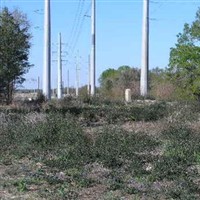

[118,65,131,72]
[0,7,32,104]
[99,66,140,99]
[150,68,176,100]
[117,66,140,91]
[168,8,200,100]
[99,68,119,92]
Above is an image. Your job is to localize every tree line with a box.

[1,7,200,104]
[99,8,200,101]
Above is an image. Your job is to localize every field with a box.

[1,98,200,199]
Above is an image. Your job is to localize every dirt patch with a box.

[0,165,7,176]
[84,162,111,183]
[121,121,165,136]
[78,184,107,200]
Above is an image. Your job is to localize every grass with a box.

[0,100,200,199]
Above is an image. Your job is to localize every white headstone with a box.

[125,89,131,103]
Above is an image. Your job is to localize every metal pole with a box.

[140,0,149,97]
[38,76,40,93]
[90,0,96,96]
[57,33,62,99]
[75,56,79,97]
[67,69,70,95]
[87,55,91,95]
[43,0,51,100]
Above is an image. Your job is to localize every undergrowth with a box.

[1,101,200,199]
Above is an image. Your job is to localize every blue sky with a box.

[2,0,200,89]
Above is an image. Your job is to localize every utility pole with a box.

[75,55,80,97]
[140,0,149,97]
[67,69,70,95]
[87,55,91,95]
[57,33,63,99]
[43,0,51,100]
[38,76,40,93]
[90,0,96,96]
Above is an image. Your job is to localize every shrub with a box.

[92,127,159,169]
[151,125,200,197]
[0,112,92,168]
[36,91,46,104]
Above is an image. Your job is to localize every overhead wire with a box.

[67,0,85,55]
[67,0,83,52]
[67,1,91,64]
[70,2,91,57]
[68,0,86,55]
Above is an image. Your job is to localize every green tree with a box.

[99,68,119,92]
[168,8,200,100]
[99,66,140,99]
[0,7,32,104]
[150,67,176,100]
[118,65,131,72]
[117,66,140,91]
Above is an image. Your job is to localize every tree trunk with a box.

[6,81,13,105]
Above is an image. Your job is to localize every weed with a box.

[101,191,121,200]
[13,179,28,192]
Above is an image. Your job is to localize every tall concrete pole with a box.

[43,0,51,100]
[57,33,62,99]
[140,0,149,97]
[75,56,79,97]
[90,0,96,96]
[87,55,91,95]
[38,76,40,93]
[67,70,70,95]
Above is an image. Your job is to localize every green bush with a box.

[129,101,168,121]
[92,127,159,168]
[149,125,200,197]
[2,101,200,199]
[0,112,92,168]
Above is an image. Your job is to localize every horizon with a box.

[1,0,199,89]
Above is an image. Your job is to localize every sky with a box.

[1,0,200,89]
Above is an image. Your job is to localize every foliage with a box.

[0,112,91,168]
[150,125,200,198]
[0,7,32,104]
[99,66,140,99]
[149,68,176,100]
[99,68,119,98]
[36,91,46,104]
[168,8,200,100]
[42,100,168,124]
[1,101,200,199]
[92,127,159,168]
[99,68,119,88]
[14,179,28,192]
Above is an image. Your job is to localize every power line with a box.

[67,1,90,64]
[70,2,91,56]
[67,0,85,55]
[70,0,85,46]
[67,0,83,49]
